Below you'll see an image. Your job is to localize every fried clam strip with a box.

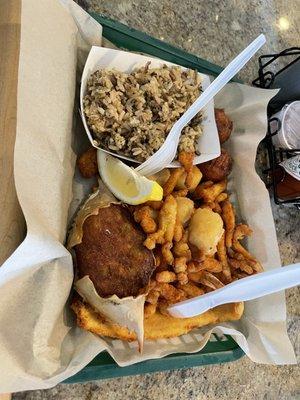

[133,206,157,233]
[228,250,263,273]
[194,179,227,203]
[232,224,263,271]
[161,242,174,265]
[163,168,185,196]
[186,258,222,274]
[156,271,176,283]
[174,257,188,285]
[221,200,235,248]
[173,241,192,260]
[144,195,177,250]
[200,201,222,214]
[216,192,228,202]
[188,270,224,290]
[177,282,204,298]
[228,258,253,274]
[175,166,202,192]
[217,232,231,282]
[145,200,163,210]
[174,214,184,243]
[233,224,253,258]
[178,151,195,189]
[172,189,189,198]
[156,282,186,303]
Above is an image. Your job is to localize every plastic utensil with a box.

[136,34,266,176]
[168,263,300,318]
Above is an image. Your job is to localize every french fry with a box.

[222,200,235,248]
[163,168,185,196]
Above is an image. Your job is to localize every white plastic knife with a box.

[168,263,300,318]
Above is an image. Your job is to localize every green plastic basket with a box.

[65,13,244,384]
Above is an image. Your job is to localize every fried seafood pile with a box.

[131,151,262,318]
[75,108,262,327]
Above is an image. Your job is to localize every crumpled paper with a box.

[0,0,295,393]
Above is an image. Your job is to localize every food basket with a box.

[65,13,245,383]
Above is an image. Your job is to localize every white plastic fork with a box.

[168,263,300,318]
[136,34,266,176]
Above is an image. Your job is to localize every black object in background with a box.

[252,47,300,208]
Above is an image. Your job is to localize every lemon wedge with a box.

[97,151,163,205]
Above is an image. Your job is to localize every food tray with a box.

[65,12,244,384]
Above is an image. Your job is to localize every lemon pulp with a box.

[106,157,139,197]
[98,151,163,205]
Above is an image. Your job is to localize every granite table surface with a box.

[14,0,299,399]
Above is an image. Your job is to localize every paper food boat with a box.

[80,46,220,168]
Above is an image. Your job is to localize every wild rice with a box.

[83,63,203,162]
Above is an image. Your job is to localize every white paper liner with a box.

[0,0,296,393]
[75,276,145,350]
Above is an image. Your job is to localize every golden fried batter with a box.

[77,147,98,178]
[75,204,155,298]
[199,149,232,182]
[215,108,233,144]
[71,298,244,341]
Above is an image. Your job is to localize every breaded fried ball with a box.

[215,109,233,144]
[199,149,232,182]
[77,147,98,178]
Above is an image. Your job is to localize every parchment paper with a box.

[0,0,296,393]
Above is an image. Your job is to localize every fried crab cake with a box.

[75,204,155,298]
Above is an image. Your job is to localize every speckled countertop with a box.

[14,1,300,399]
